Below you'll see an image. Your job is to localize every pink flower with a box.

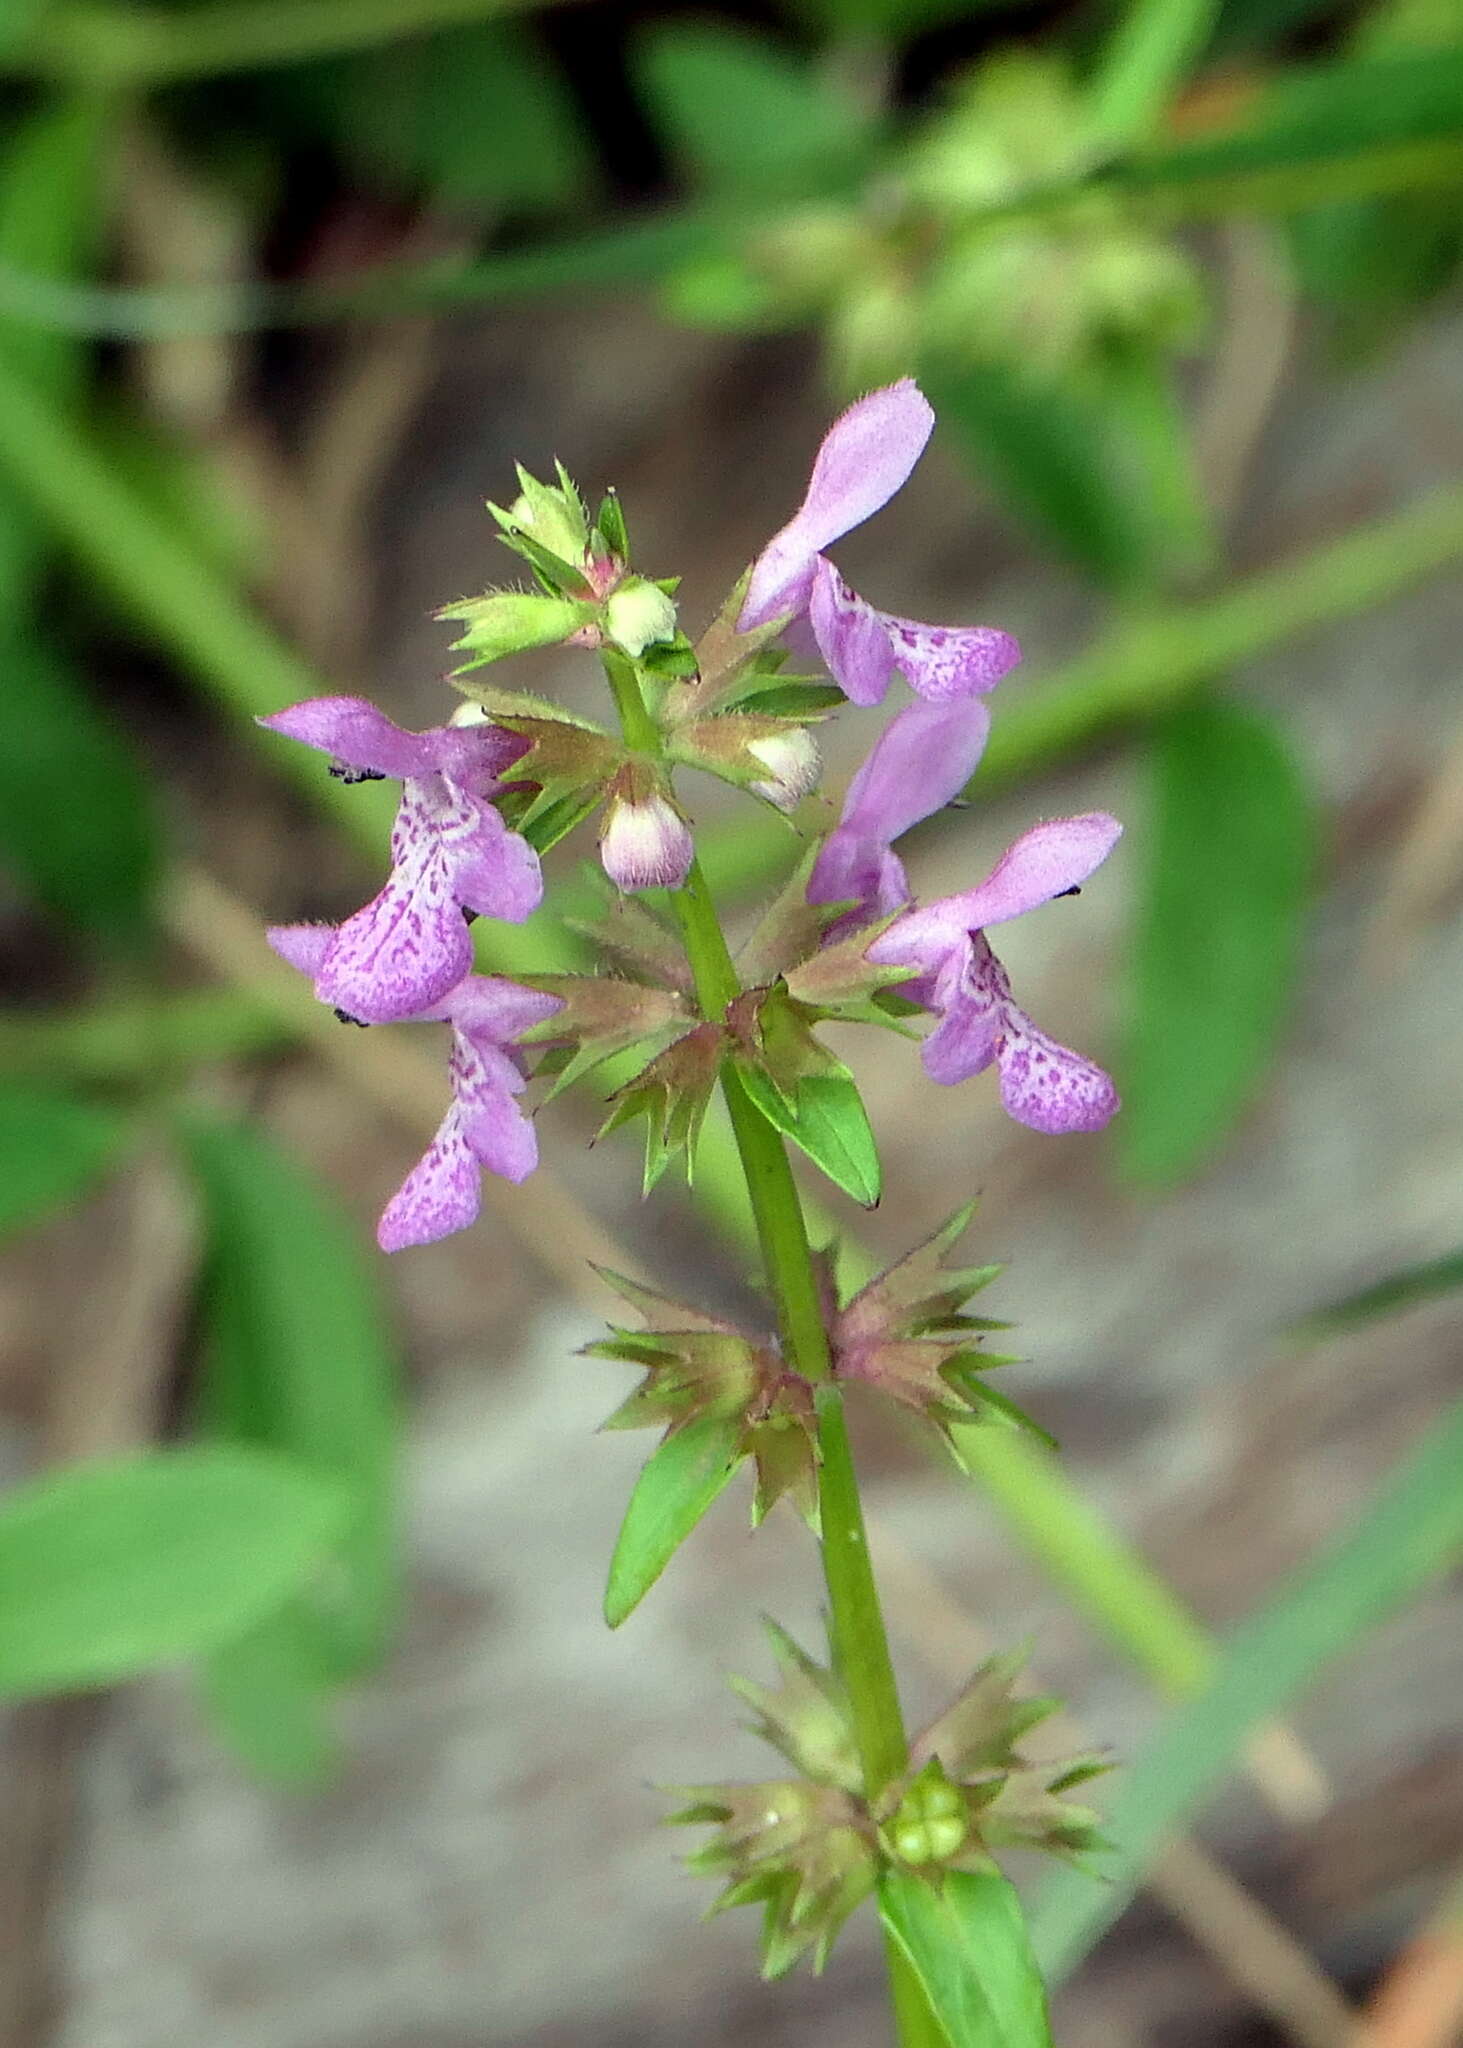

[268,923,562,1249]
[739,380,1020,707]
[867,814,1123,1134]
[808,698,993,926]
[259,696,541,1023]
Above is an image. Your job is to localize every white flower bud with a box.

[603,577,678,658]
[599,792,693,893]
[747,727,821,810]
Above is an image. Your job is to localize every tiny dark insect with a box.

[333,1007,369,1027]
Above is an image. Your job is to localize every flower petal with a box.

[434,974,564,1042]
[842,698,992,846]
[740,379,934,628]
[808,560,897,706]
[869,812,1123,967]
[957,813,1124,930]
[266,922,335,978]
[377,1111,482,1251]
[879,615,1021,703]
[450,1034,540,1182]
[314,790,473,1023]
[259,696,446,780]
[441,788,543,924]
[997,1007,1118,1134]
[919,939,1002,1085]
[807,831,909,921]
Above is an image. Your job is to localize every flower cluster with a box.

[259,377,1119,1251]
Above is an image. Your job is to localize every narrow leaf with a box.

[1123,48,1463,200]
[0,1446,349,1699]
[1289,1249,1463,1343]
[878,1867,1055,2048]
[604,1411,743,1627]
[0,1083,125,1242]
[182,1116,400,1674]
[1031,1395,1463,1980]
[1121,696,1314,1183]
[0,95,106,614]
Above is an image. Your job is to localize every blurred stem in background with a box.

[8,0,557,86]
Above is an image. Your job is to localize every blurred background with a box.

[1,0,1462,2043]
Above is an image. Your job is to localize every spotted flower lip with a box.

[259,695,542,1024]
[808,697,992,926]
[866,813,1122,1134]
[267,922,562,1250]
[737,379,1021,707]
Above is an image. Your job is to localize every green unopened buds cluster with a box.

[673,1624,1105,1978]
[442,463,681,669]
[882,1761,971,1867]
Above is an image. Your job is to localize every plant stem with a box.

[602,651,936,2042]
[14,0,567,86]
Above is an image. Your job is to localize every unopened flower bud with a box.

[507,465,590,564]
[747,727,821,810]
[604,577,678,658]
[600,790,693,893]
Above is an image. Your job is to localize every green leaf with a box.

[0,95,106,616]
[0,1083,125,1243]
[635,24,874,197]
[921,357,1185,595]
[0,634,162,952]
[878,1868,1055,2048]
[738,1065,882,1207]
[201,1601,336,1784]
[0,1445,349,1699]
[1120,696,1314,1183]
[604,1411,744,1627]
[1121,48,1463,211]
[269,23,592,219]
[1032,1394,1463,1981]
[1288,1248,1463,1343]
[181,1116,399,1675]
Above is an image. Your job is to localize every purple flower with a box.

[738,379,1021,707]
[808,697,993,925]
[259,696,542,1024]
[867,813,1123,1134]
[268,923,562,1250]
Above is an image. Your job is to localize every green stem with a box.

[602,652,933,2042]
[14,0,569,86]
